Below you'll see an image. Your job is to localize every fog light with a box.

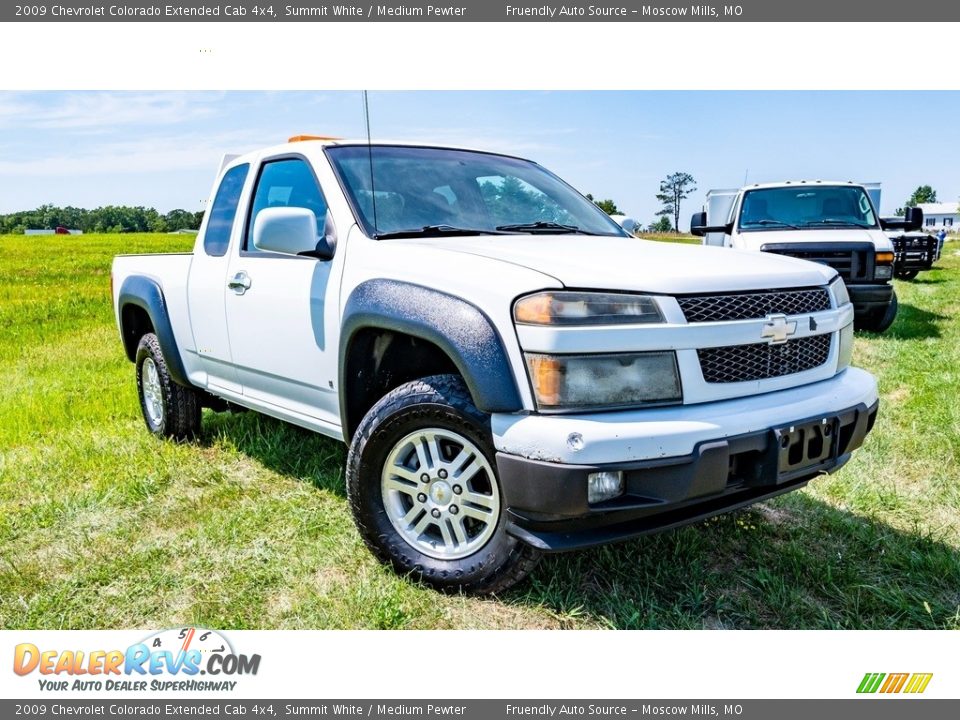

[587,471,624,504]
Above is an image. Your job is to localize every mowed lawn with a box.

[1,233,958,630]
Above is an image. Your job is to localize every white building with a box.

[918,202,959,232]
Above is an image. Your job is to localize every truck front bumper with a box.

[848,283,894,318]
[492,368,878,552]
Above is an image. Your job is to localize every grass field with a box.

[1,233,958,630]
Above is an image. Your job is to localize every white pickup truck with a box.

[112,138,879,593]
[690,181,924,332]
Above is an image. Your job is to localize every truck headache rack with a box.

[889,233,937,272]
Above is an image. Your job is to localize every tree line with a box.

[0,205,203,234]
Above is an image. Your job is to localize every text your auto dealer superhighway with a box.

[49,5,237,16]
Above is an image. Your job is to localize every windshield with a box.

[326,145,627,239]
[738,185,878,231]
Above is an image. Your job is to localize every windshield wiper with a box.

[746,219,800,230]
[375,224,509,240]
[802,219,871,228]
[495,221,588,234]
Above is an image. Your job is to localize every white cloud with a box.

[0,91,227,131]
[0,129,265,178]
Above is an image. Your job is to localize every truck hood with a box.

[735,227,894,252]
[399,235,836,294]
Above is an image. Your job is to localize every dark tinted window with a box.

[738,185,878,231]
[245,158,329,252]
[326,145,626,238]
[203,164,249,257]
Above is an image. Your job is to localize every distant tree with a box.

[656,172,697,233]
[897,185,938,215]
[907,185,938,207]
[648,216,673,233]
[585,193,621,215]
[164,209,198,231]
[0,204,204,234]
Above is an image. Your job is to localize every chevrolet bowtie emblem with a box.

[761,313,798,344]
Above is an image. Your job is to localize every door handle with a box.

[228,271,252,295]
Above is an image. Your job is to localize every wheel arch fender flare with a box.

[339,279,525,429]
[118,274,190,386]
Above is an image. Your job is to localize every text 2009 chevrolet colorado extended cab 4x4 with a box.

[112,137,879,593]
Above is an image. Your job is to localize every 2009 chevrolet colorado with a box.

[112,137,879,593]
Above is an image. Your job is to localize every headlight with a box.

[838,323,854,371]
[875,251,894,280]
[525,352,682,411]
[875,265,893,280]
[830,277,850,307]
[514,291,664,326]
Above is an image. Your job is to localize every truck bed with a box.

[112,252,197,367]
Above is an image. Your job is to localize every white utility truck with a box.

[690,181,924,332]
[112,139,879,593]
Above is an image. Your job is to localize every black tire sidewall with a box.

[875,289,899,332]
[135,334,170,436]
[349,379,523,590]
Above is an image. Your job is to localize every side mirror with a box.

[612,215,639,235]
[880,206,924,233]
[905,206,924,231]
[690,211,708,237]
[690,211,731,237]
[253,206,334,259]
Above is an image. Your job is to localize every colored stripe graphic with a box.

[857,672,932,694]
[904,673,933,694]
[857,673,885,693]
[880,673,909,693]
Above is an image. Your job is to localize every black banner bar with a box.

[2,700,959,719]
[4,0,959,22]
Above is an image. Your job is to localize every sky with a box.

[0,90,957,230]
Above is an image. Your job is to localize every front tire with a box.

[135,333,201,440]
[857,288,899,333]
[346,374,540,594]
[894,268,920,281]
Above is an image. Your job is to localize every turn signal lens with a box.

[838,323,854,371]
[876,251,895,265]
[527,355,564,407]
[514,292,664,326]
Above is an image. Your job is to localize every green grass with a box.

[1,234,958,629]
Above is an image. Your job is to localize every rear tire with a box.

[857,288,899,333]
[346,374,540,594]
[135,333,201,440]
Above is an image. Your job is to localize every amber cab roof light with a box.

[288,134,343,143]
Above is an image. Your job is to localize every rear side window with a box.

[203,164,249,257]
[244,158,329,252]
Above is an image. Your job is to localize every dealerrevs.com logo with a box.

[13,628,261,693]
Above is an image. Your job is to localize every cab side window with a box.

[203,164,249,257]
[245,158,329,253]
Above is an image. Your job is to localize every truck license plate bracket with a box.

[768,416,840,484]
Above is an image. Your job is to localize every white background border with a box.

[1,19,956,703]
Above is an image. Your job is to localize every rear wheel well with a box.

[343,329,460,441]
[120,304,154,361]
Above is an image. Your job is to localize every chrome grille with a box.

[698,334,832,383]
[678,288,831,323]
